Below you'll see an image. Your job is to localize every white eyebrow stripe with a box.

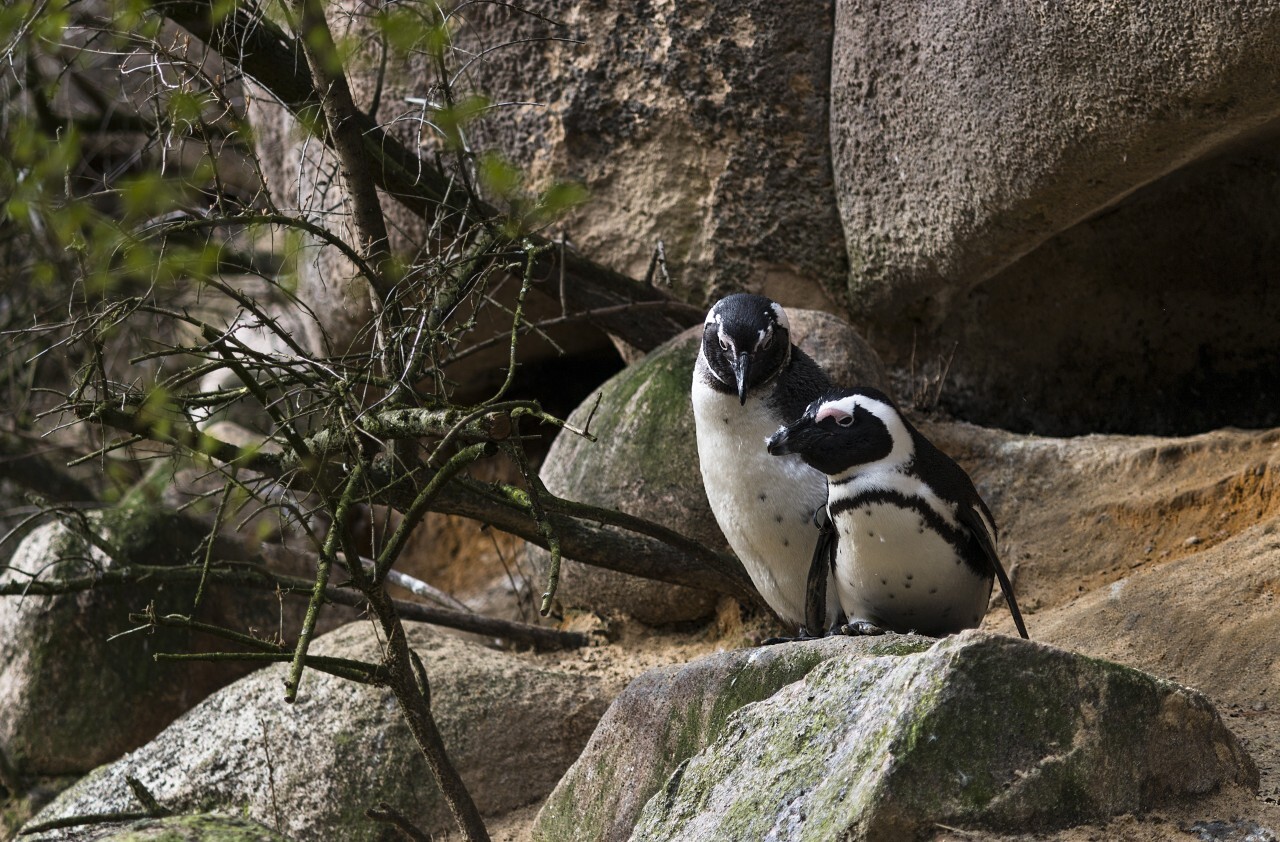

[815,404,847,424]
[717,324,734,350]
[770,301,790,331]
[816,394,914,469]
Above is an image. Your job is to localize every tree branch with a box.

[0,562,591,650]
[152,0,702,352]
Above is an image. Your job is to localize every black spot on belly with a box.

[905,574,913,580]
[888,593,896,599]
[867,530,875,538]
[903,583,911,589]
[759,492,767,501]
[722,417,729,424]
[880,578,887,585]
[782,539,789,547]
[929,587,937,594]
[775,514,783,523]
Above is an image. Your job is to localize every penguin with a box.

[691,293,840,635]
[765,386,1029,639]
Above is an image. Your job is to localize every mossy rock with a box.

[532,634,930,842]
[623,632,1256,841]
[531,309,888,625]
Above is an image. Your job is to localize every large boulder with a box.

[530,309,889,625]
[831,1,1280,435]
[533,635,925,842]
[536,633,1257,842]
[0,503,347,776]
[923,421,1280,731]
[449,0,847,308]
[26,621,611,841]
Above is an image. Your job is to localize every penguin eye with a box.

[759,332,773,350]
[718,337,731,352]
[836,414,854,428]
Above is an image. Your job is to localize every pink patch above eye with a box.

[815,405,849,425]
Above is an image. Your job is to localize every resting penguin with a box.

[766,386,1029,639]
[691,293,840,635]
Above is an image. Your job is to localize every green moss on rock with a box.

[623,632,1256,841]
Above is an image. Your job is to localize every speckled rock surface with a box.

[529,309,889,625]
[540,632,1255,842]
[24,621,610,841]
[388,0,847,310]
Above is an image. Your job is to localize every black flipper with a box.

[956,502,1029,640]
[804,504,837,636]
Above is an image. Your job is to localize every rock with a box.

[529,309,889,625]
[537,633,1256,842]
[443,0,847,308]
[830,2,1280,435]
[532,635,925,842]
[831,0,1280,323]
[0,503,341,776]
[896,141,1280,436]
[917,421,1280,837]
[26,621,610,841]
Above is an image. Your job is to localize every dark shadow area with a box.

[921,130,1280,437]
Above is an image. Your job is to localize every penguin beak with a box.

[767,416,816,456]
[732,352,751,405]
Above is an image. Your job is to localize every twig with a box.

[285,465,365,702]
[125,776,170,817]
[259,716,284,834]
[1,562,591,649]
[367,802,433,842]
[19,811,152,835]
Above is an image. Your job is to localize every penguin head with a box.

[766,387,913,477]
[700,294,792,405]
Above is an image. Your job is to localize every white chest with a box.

[832,499,992,636]
[691,376,829,626]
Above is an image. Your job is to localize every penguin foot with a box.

[838,620,887,637]
[761,627,825,645]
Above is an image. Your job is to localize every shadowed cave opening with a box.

[922,131,1280,438]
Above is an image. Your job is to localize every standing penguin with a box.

[692,293,839,634]
[766,387,1029,639]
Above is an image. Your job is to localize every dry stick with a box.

[364,589,490,842]
[287,0,405,390]
[367,802,432,842]
[19,812,152,836]
[74,402,755,603]
[157,651,387,685]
